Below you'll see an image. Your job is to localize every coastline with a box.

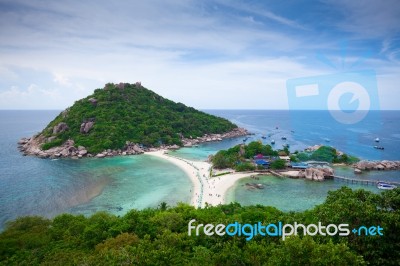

[18,127,249,159]
[146,150,254,208]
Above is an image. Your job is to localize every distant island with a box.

[18,82,247,158]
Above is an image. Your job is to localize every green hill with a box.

[37,82,237,154]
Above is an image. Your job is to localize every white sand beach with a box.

[146,150,254,208]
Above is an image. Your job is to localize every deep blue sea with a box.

[0,110,399,230]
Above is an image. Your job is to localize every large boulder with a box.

[53,122,69,134]
[88,98,97,106]
[304,168,325,181]
[80,121,94,134]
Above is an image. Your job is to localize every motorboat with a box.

[377,182,397,190]
[281,136,287,140]
[271,140,275,145]
[261,135,267,139]
[374,146,384,150]
[375,137,380,142]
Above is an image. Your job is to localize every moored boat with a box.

[374,146,384,150]
[377,182,396,190]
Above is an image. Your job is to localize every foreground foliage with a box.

[0,187,399,265]
[41,83,237,153]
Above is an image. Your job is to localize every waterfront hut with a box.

[291,162,309,169]
[279,156,291,162]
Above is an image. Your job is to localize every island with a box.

[18,82,248,158]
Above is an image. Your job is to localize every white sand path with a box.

[146,150,254,208]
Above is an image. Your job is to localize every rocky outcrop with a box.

[53,122,69,134]
[80,120,94,134]
[88,98,97,106]
[353,160,400,171]
[18,127,249,159]
[298,167,334,181]
[354,168,362,174]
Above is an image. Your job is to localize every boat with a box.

[261,136,267,139]
[375,137,380,142]
[324,138,330,142]
[243,137,248,142]
[281,136,287,140]
[271,140,275,145]
[374,146,384,150]
[377,182,397,190]
[283,144,290,148]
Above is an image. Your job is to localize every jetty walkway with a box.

[333,175,400,187]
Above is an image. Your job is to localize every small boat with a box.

[324,138,330,142]
[271,140,275,145]
[283,144,290,148]
[275,126,279,129]
[261,136,267,139]
[375,137,380,142]
[281,136,287,140]
[243,137,248,142]
[377,182,397,190]
[374,146,384,150]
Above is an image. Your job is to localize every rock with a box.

[18,138,29,145]
[354,160,400,171]
[96,153,106,158]
[304,168,325,181]
[78,149,88,156]
[80,121,94,134]
[169,144,180,150]
[64,139,75,147]
[320,166,334,176]
[53,122,69,134]
[88,98,97,106]
[78,146,86,151]
[354,168,362,174]
[132,144,144,153]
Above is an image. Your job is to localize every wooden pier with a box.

[333,176,400,187]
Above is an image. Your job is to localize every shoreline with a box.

[146,150,255,208]
[18,127,249,159]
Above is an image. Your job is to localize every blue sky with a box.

[0,0,399,109]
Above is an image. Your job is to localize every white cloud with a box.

[0,0,398,110]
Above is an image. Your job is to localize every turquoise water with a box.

[1,110,399,230]
[69,155,191,216]
[0,111,191,230]
[225,175,381,212]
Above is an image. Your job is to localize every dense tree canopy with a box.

[1,187,398,265]
[211,141,278,170]
[40,83,237,153]
[294,146,359,164]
